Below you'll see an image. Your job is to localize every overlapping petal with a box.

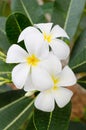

[18,27,42,43]
[6,44,28,63]
[50,39,70,60]
[39,53,62,76]
[35,91,55,112]
[12,63,30,89]
[31,66,53,91]
[18,29,49,58]
[58,66,77,87]
[24,73,35,91]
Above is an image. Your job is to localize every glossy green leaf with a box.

[0,90,25,107]
[0,96,34,130]
[52,0,86,40]
[78,76,86,89]
[68,121,86,130]
[34,103,71,130]
[69,30,86,73]
[6,12,32,44]
[0,17,10,52]
[11,0,46,24]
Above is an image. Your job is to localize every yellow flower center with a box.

[26,54,40,66]
[45,76,59,94]
[43,32,52,43]
[52,76,59,90]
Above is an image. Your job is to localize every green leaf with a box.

[0,17,10,52]
[6,12,32,44]
[0,90,25,107]
[0,60,13,74]
[0,61,12,86]
[0,30,10,52]
[0,96,34,130]
[41,2,54,15]
[34,103,71,130]
[78,76,86,89]
[0,17,6,31]
[69,30,86,73]
[0,84,12,93]
[26,116,35,130]
[52,0,86,40]
[11,0,46,24]
[68,121,86,130]
[0,0,11,17]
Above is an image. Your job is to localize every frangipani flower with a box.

[18,23,70,60]
[35,66,77,112]
[6,36,62,91]
[34,23,70,60]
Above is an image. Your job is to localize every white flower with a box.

[18,23,70,60]
[35,66,77,112]
[6,36,62,91]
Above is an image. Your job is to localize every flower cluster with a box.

[6,23,76,112]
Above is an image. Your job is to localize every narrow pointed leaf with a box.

[0,90,25,107]
[52,0,86,40]
[26,116,35,130]
[69,30,86,73]
[0,17,10,51]
[78,76,86,89]
[34,103,71,130]
[0,96,34,130]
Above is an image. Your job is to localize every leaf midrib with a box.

[13,14,22,33]
[70,47,86,69]
[71,60,86,69]
[3,100,34,130]
[0,96,25,111]
[19,0,33,25]
[47,112,52,130]
[63,0,72,30]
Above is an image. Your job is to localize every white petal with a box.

[18,26,42,42]
[33,41,49,60]
[35,91,55,112]
[6,44,28,63]
[12,63,30,89]
[50,39,70,60]
[34,23,53,34]
[51,25,69,39]
[58,66,77,87]
[39,53,62,76]
[24,74,35,91]
[31,67,53,91]
[23,33,46,57]
[53,87,73,108]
